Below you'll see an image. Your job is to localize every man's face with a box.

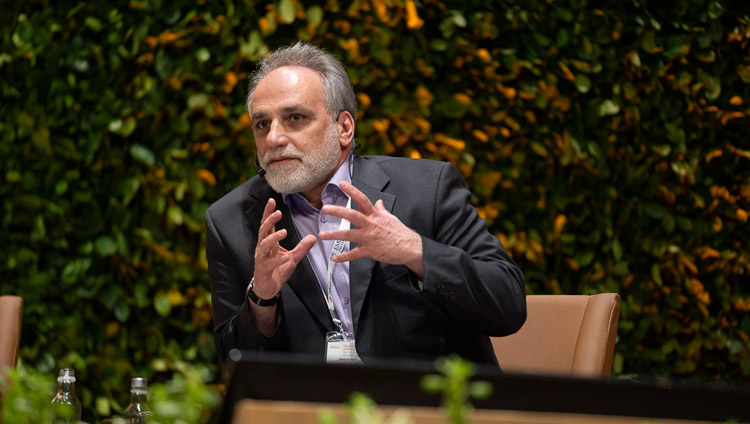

[250,66,345,195]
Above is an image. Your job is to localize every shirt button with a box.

[321,216,326,223]
[343,297,350,305]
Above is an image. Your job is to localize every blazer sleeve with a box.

[205,206,285,362]
[418,162,527,337]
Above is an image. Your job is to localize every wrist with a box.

[246,277,281,307]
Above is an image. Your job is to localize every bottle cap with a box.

[58,368,76,384]
[131,377,148,395]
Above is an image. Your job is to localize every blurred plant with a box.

[318,356,491,424]
[318,392,413,424]
[421,356,493,424]
[0,361,219,424]
[1,362,56,424]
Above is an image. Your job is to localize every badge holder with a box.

[325,330,361,364]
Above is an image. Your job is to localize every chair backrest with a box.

[491,293,620,378]
[0,295,23,389]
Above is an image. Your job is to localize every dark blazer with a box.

[205,155,526,365]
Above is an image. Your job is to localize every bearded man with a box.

[205,42,526,366]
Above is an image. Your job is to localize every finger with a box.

[261,198,277,221]
[289,235,317,263]
[320,205,366,225]
[319,228,359,243]
[339,181,374,215]
[332,246,365,263]
[256,229,288,257]
[258,209,283,239]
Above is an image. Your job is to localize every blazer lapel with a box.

[350,156,396,336]
[245,184,334,332]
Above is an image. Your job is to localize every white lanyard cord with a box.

[318,197,352,333]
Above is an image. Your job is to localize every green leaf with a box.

[598,100,620,117]
[279,0,295,24]
[419,375,444,393]
[708,1,724,19]
[95,236,118,256]
[196,47,210,63]
[154,292,172,317]
[651,263,663,286]
[644,203,666,219]
[469,381,493,399]
[612,238,623,261]
[307,6,323,26]
[114,302,130,322]
[662,213,675,233]
[575,73,591,93]
[130,144,155,166]
[84,16,104,31]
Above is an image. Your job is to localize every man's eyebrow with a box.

[251,105,315,121]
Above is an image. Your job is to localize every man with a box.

[205,42,526,366]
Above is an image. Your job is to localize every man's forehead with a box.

[251,66,325,114]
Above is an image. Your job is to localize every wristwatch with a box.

[246,277,281,307]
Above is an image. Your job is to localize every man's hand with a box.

[253,198,317,299]
[319,181,425,280]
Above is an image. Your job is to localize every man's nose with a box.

[265,120,289,148]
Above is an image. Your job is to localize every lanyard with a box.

[318,197,352,333]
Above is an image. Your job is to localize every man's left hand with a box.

[319,181,425,280]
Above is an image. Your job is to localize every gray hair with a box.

[246,42,357,123]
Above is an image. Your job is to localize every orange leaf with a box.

[553,214,567,237]
[705,149,723,162]
[681,257,699,274]
[405,0,424,29]
[197,169,217,186]
[738,208,748,222]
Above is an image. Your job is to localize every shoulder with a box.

[359,155,454,178]
[206,174,270,220]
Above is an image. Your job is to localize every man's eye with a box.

[290,114,305,122]
[255,121,269,130]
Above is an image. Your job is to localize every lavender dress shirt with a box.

[282,156,353,334]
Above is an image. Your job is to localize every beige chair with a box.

[491,293,620,378]
[0,295,23,392]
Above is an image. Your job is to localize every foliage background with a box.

[2,0,749,420]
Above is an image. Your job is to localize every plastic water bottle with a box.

[124,377,152,424]
[51,368,81,423]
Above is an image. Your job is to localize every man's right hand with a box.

[252,197,316,306]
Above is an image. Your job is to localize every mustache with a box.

[261,148,304,166]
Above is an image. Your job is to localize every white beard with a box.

[260,122,343,194]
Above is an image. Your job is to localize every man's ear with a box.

[337,111,355,148]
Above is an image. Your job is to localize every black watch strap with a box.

[246,277,281,306]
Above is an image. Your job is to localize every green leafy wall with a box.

[2,0,749,419]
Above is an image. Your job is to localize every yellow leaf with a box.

[357,92,371,108]
[553,214,567,237]
[698,247,720,260]
[500,127,511,138]
[558,61,575,81]
[415,85,433,107]
[409,150,421,159]
[197,169,217,186]
[434,134,465,150]
[472,129,488,143]
[705,149,723,162]
[405,0,424,29]
[454,93,472,106]
[730,95,743,105]
[737,208,748,222]
[681,257,699,274]
[476,48,492,63]
[712,216,723,232]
